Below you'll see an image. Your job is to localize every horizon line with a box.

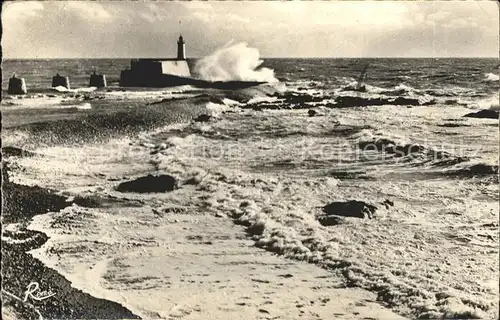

[3,56,499,60]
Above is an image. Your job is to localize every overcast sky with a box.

[2,1,499,58]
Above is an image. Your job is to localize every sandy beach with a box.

[27,202,407,320]
[2,163,408,320]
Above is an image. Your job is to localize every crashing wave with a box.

[353,129,471,166]
[194,41,278,83]
[484,72,499,82]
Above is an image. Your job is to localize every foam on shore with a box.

[5,80,499,319]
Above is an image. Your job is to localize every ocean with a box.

[2,57,499,319]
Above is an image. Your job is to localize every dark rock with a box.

[240,201,251,208]
[382,199,394,209]
[2,183,71,224]
[280,91,326,106]
[251,279,270,284]
[444,164,499,179]
[194,114,212,122]
[334,95,426,108]
[116,174,178,193]
[392,97,421,106]
[341,85,367,93]
[322,200,377,219]
[358,138,396,151]
[2,146,37,159]
[467,164,498,175]
[327,170,373,180]
[247,222,265,236]
[423,99,437,106]
[437,123,470,128]
[317,215,345,226]
[308,109,317,117]
[73,195,102,208]
[247,102,283,110]
[209,96,225,104]
[323,102,336,108]
[431,152,469,166]
[184,176,202,185]
[335,96,389,108]
[463,109,499,119]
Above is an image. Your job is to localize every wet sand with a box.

[27,204,407,320]
[1,165,140,319]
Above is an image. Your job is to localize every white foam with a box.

[205,102,230,116]
[222,98,242,106]
[2,99,92,111]
[484,72,499,82]
[52,86,97,93]
[75,103,92,110]
[194,41,278,83]
[7,96,499,319]
[8,137,153,189]
[472,94,499,110]
[247,96,280,105]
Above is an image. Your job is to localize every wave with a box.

[2,101,92,111]
[470,95,500,110]
[353,129,471,167]
[484,72,499,82]
[4,99,208,147]
[446,163,499,177]
[339,82,416,95]
[194,41,278,83]
[52,86,97,93]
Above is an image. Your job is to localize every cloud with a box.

[2,1,498,58]
[2,1,44,22]
[63,1,112,21]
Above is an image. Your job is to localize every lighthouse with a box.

[177,35,186,60]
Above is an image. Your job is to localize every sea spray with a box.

[194,41,278,83]
[484,72,500,82]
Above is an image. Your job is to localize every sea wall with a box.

[160,60,191,77]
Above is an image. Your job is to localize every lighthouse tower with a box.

[177,35,186,60]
